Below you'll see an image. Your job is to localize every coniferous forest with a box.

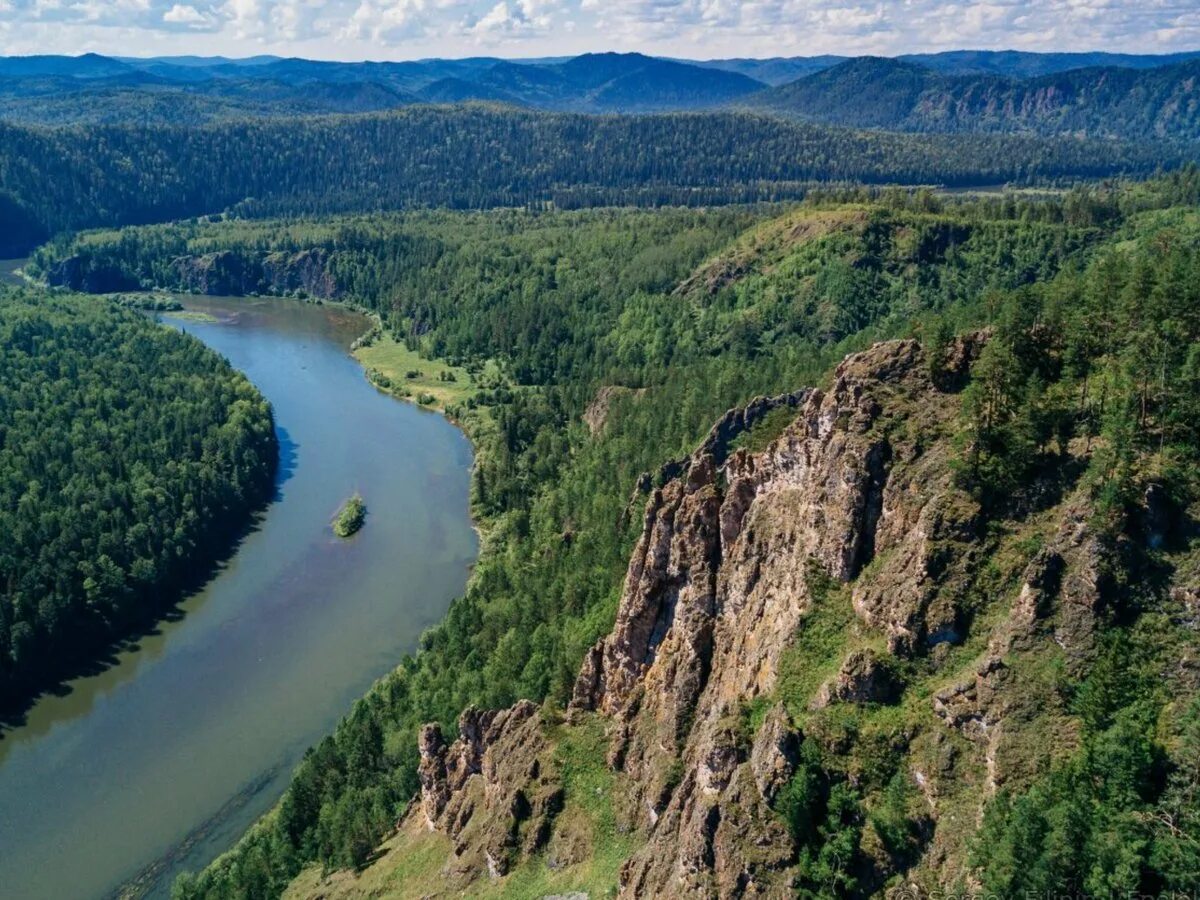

[0,106,1185,256]
[0,290,277,709]
[2,41,1200,900]
[28,173,1193,900]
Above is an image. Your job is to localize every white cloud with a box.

[466,0,559,40]
[340,0,431,42]
[163,3,208,24]
[0,0,1196,60]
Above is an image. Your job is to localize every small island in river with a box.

[332,493,367,538]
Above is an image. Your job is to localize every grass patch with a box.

[474,714,634,900]
[164,309,219,323]
[354,332,480,413]
[776,564,858,721]
[729,405,801,455]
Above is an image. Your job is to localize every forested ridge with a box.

[0,105,1183,256]
[4,50,1200,126]
[50,172,1180,896]
[748,55,1200,141]
[0,290,278,710]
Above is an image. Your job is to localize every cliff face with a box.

[566,338,979,896]
[305,335,1155,898]
[47,249,341,299]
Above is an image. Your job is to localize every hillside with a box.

[2,106,1175,257]
[4,50,1200,126]
[31,174,1182,898]
[282,328,1200,897]
[0,52,762,120]
[749,56,1200,140]
[899,48,1200,77]
[418,53,767,112]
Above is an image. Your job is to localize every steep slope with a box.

[286,326,1199,897]
[751,56,1200,141]
[898,49,1200,77]
[5,107,1173,258]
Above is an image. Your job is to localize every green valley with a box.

[2,36,1200,900]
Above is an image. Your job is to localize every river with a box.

[0,292,478,898]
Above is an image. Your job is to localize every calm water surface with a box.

[0,294,477,898]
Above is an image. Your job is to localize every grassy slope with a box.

[285,715,631,899]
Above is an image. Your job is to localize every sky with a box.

[0,0,1197,61]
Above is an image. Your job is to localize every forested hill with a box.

[0,290,277,712]
[411,53,765,112]
[160,174,1200,899]
[747,56,1200,140]
[0,106,1183,255]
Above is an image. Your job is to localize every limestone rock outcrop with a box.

[402,334,1135,899]
[416,700,562,879]
[565,338,981,897]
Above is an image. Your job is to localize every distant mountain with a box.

[418,76,517,105]
[117,55,282,69]
[689,56,847,86]
[688,49,1200,85]
[0,75,419,125]
[0,53,133,79]
[898,48,1200,77]
[5,50,1200,126]
[747,56,1200,141]
[414,53,766,112]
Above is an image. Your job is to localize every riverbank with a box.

[0,288,279,722]
[0,294,478,900]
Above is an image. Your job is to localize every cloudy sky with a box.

[0,0,1197,61]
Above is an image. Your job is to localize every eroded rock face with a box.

[416,700,562,880]
[749,706,801,805]
[812,649,901,709]
[165,249,340,298]
[407,335,1123,899]
[566,339,979,897]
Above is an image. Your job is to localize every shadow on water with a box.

[0,456,288,737]
[274,424,299,498]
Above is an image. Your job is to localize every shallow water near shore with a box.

[0,293,477,898]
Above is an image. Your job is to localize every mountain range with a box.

[2,49,1200,140]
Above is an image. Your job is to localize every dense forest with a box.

[749,56,1200,140]
[0,290,277,710]
[29,172,1182,896]
[0,105,1183,256]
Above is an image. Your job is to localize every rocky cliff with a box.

[293,335,1186,899]
[46,248,341,299]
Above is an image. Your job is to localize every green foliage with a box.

[159,177,1200,897]
[332,494,366,539]
[969,632,1185,897]
[951,210,1200,520]
[0,105,1182,255]
[728,405,800,455]
[0,288,277,709]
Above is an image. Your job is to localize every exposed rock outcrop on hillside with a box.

[416,700,563,879]
[368,335,1150,899]
[47,248,341,298]
[565,338,981,896]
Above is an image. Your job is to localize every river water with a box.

[0,293,478,898]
